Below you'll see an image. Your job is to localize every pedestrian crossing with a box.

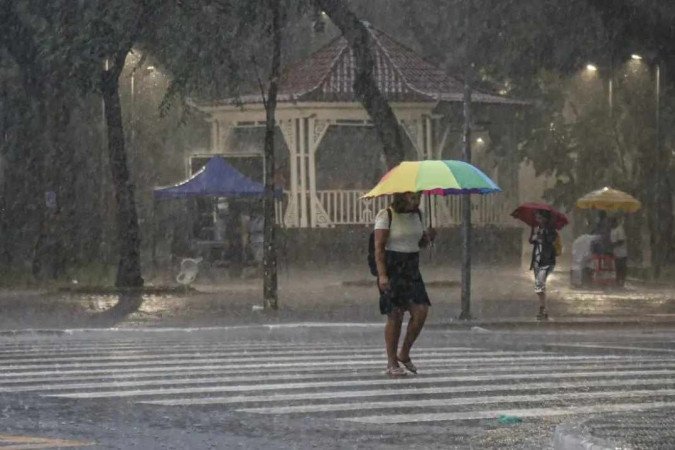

[1,336,674,425]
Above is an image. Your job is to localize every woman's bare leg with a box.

[385,308,404,367]
[398,303,429,362]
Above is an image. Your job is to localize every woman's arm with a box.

[374,228,389,291]
[419,227,436,248]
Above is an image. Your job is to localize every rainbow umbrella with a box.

[362,160,501,198]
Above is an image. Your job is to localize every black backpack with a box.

[367,208,422,276]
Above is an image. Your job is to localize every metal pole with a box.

[655,63,660,158]
[459,0,473,321]
[459,78,473,321]
[654,62,662,276]
[130,72,135,163]
[608,77,613,115]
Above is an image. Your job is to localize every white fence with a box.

[308,190,511,227]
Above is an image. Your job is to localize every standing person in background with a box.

[374,192,435,378]
[529,209,558,320]
[592,210,612,255]
[610,216,628,287]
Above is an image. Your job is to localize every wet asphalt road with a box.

[0,324,674,449]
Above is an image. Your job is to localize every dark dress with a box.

[379,251,431,315]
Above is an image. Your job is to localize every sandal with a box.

[397,357,417,374]
[385,366,407,378]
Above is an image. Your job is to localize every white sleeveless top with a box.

[374,208,424,253]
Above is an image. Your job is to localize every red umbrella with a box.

[511,202,569,230]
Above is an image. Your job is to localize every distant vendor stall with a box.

[153,156,274,271]
[572,187,642,287]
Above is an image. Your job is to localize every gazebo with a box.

[192,24,523,230]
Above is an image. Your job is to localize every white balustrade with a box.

[275,190,510,227]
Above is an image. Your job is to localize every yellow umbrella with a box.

[576,187,641,213]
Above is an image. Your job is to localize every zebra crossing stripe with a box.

[341,401,675,424]
[47,369,675,399]
[0,346,481,359]
[0,346,480,360]
[0,354,628,373]
[141,377,675,406]
[0,349,541,365]
[546,343,675,353]
[0,360,675,392]
[0,341,398,351]
[0,354,630,379]
[238,388,675,414]
[3,362,675,393]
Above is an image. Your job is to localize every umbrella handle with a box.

[427,194,432,229]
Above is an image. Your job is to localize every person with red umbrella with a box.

[512,203,568,320]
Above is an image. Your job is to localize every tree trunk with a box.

[101,69,144,288]
[312,0,406,169]
[263,0,281,309]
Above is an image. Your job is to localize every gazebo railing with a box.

[318,190,391,225]
[308,189,509,227]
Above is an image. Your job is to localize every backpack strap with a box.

[386,207,392,228]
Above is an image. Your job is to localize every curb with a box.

[0,329,71,337]
[1,319,674,336]
[426,319,675,330]
[553,424,621,450]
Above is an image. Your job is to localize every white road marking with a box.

[342,401,675,424]
[0,354,627,373]
[2,355,624,379]
[0,348,539,365]
[547,343,675,353]
[143,377,675,406]
[4,363,675,393]
[47,369,675,399]
[238,388,675,414]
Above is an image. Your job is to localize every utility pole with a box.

[459,0,474,320]
[460,76,473,320]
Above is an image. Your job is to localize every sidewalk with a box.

[0,263,674,330]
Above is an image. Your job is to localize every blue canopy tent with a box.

[153,156,266,199]
[151,156,281,269]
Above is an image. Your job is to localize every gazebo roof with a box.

[203,25,523,107]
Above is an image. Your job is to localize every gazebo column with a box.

[308,118,331,227]
[210,119,232,153]
[399,115,434,160]
[280,119,300,227]
[209,118,217,153]
[424,115,434,159]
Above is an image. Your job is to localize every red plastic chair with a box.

[591,254,615,285]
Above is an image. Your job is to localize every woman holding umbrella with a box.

[528,210,559,320]
[512,203,567,321]
[374,192,435,378]
[364,160,501,377]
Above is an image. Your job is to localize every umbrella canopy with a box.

[153,156,268,199]
[362,160,501,198]
[576,187,641,213]
[511,202,569,230]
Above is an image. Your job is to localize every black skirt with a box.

[379,251,431,315]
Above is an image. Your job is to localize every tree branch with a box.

[311,0,406,168]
